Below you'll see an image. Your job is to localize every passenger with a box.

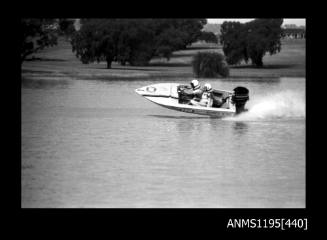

[198,83,213,107]
[189,79,203,105]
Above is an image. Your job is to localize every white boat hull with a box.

[135,83,236,117]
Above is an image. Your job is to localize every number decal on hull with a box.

[181,108,194,113]
[146,86,156,93]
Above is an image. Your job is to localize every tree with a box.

[154,27,186,60]
[175,19,207,48]
[198,31,218,44]
[220,19,283,67]
[71,19,118,68]
[58,18,76,37]
[71,19,156,68]
[220,21,248,65]
[21,18,76,65]
[245,19,283,67]
[21,19,58,64]
[118,19,156,66]
[71,19,207,67]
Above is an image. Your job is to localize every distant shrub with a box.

[192,52,229,78]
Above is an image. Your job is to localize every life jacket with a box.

[201,91,212,100]
[200,90,213,106]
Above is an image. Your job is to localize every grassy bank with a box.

[22,38,305,81]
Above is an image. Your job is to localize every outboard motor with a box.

[232,86,249,114]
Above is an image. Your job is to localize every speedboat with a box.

[135,83,249,117]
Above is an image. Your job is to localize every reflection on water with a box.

[232,122,248,135]
[22,78,70,89]
[21,77,305,208]
[148,114,208,119]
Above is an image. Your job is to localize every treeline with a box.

[21,18,283,70]
[70,19,207,68]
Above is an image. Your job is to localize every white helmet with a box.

[191,79,200,89]
[204,83,212,91]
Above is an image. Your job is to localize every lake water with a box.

[21,76,305,208]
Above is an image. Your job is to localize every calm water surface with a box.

[21,77,305,208]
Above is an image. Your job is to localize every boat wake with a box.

[226,90,305,121]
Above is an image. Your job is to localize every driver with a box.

[189,79,203,105]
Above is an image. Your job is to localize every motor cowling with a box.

[232,86,249,114]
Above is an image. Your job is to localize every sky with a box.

[207,18,305,26]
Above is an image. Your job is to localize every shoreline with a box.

[21,39,305,81]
